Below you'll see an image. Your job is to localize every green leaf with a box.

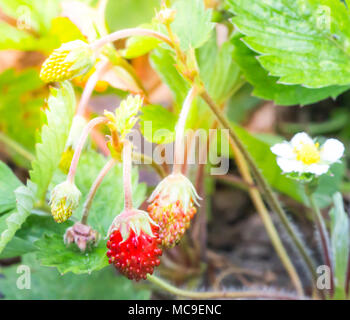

[171,0,215,50]
[232,124,304,202]
[140,105,177,144]
[0,21,58,52]
[313,162,345,208]
[150,47,190,110]
[0,182,36,254]
[0,213,70,259]
[0,69,45,153]
[105,0,160,31]
[231,33,349,106]
[30,81,75,201]
[0,161,22,215]
[122,24,162,59]
[35,233,109,275]
[0,254,150,299]
[227,0,350,88]
[329,192,349,299]
[0,0,61,35]
[197,32,242,104]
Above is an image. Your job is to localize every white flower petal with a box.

[290,132,314,149]
[320,139,345,163]
[271,142,295,159]
[276,158,304,173]
[305,163,330,176]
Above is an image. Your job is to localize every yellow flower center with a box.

[294,142,320,165]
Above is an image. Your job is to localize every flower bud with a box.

[40,40,95,83]
[49,180,81,223]
[147,173,201,248]
[155,8,176,24]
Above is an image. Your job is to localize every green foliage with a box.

[171,0,215,51]
[313,162,345,208]
[0,21,57,52]
[105,0,160,31]
[197,33,242,104]
[140,105,177,144]
[0,68,45,153]
[30,81,75,201]
[329,192,349,299]
[0,254,150,299]
[0,161,22,214]
[122,24,162,59]
[231,33,350,106]
[35,233,109,274]
[0,182,36,254]
[227,0,350,88]
[0,213,68,259]
[151,47,189,110]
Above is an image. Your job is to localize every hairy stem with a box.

[200,90,318,284]
[76,60,110,116]
[123,140,133,210]
[173,87,198,174]
[81,158,117,225]
[305,185,334,296]
[132,151,167,178]
[147,275,305,300]
[67,117,108,183]
[229,139,304,296]
[0,131,35,162]
[91,28,174,51]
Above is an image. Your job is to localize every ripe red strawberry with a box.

[147,173,200,248]
[106,209,162,281]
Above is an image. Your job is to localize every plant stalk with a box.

[147,274,305,300]
[132,151,167,178]
[0,131,35,162]
[200,90,318,284]
[76,60,110,116]
[305,185,334,296]
[67,117,108,183]
[81,158,117,225]
[229,138,304,296]
[123,140,133,211]
[173,87,198,174]
[91,28,174,51]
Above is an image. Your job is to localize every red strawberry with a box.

[147,173,200,248]
[106,209,162,281]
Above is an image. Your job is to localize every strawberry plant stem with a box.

[200,90,318,285]
[305,186,334,297]
[67,116,108,183]
[0,131,35,162]
[229,138,304,296]
[147,274,305,300]
[123,140,133,210]
[76,60,109,116]
[81,158,117,225]
[173,87,198,174]
[91,28,174,51]
[132,151,167,178]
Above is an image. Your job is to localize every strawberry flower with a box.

[271,132,344,176]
